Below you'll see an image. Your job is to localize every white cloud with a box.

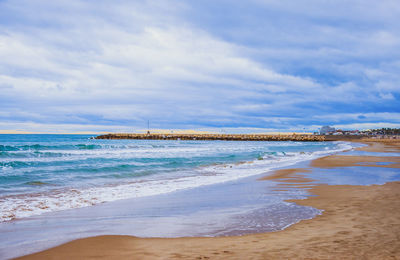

[334,122,400,130]
[0,0,399,131]
[312,113,400,122]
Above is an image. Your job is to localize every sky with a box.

[0,0,399,133]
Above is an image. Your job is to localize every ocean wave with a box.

[0,141,355,222]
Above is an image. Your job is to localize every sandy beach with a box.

[16,140,400,259]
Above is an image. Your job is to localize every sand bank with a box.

[311,155,400,168]
[17,140,400,259]
[357,139,400,153]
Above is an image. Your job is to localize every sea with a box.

[0,134,351,222]
[3,134,384,258]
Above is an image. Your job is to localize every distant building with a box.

[320,126,335,135]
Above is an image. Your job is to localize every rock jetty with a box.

[95,133,326,141]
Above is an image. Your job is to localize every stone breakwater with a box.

[95,133,326,141]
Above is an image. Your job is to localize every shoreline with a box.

[16,139,400,259]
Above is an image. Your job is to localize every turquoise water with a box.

[0,134,352,222]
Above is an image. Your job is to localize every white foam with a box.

[0,141,354,222]
[0,145,259,163]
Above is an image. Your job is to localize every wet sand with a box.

[310,139,400,169]
[357,139,400,153]
[311,155,400,168]
[259,168,315,190]
[17,140,400,259]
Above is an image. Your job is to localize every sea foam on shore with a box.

[0,135,354,222]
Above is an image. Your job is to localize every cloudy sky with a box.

[1,0,399,133]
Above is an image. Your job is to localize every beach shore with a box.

[17,140,400,259]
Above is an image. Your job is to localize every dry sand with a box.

[17,140,400,260]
